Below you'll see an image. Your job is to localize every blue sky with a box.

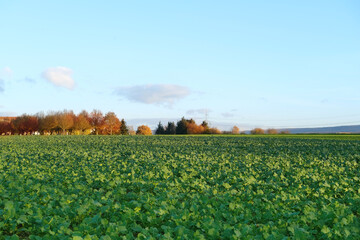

[1,1,359,130]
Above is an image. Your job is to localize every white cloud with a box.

[42,66,75,89]
[116,84,190,105]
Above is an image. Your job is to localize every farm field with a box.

[0,135,360,239]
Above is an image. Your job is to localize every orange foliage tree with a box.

[74,112,91,134]
[11,114,39,134]
[251,128,265,134]
[136,125,152,135]
[90,109,104,135]
[266,128,278,134]
[102,112,121,135]
[40,113,58,134]
[232,126,240,134]
[57,110,75,134]
[208,127,222,134]
[187,122,205,134]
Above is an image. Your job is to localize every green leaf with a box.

[294,227,308,240]
[223,183,231,189]
[4,201,15,219]
[321,226,330,234]
[8,235,19,240]
[118,226,127,233]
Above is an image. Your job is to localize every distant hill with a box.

[281,125,360,134]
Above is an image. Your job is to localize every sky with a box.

[1,1,359,130]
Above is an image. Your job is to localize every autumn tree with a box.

[187,122,204,134]
[25,115,39,133]
[166,122,176,134]
[35,112,45,133]
[103,112,121,135]
[57,110,75,134]
[251,128,265,135]
[184,119,206,134]
[11,114,39,134]
[74,113,91,134]
[36,112,57,134]
[280,130,290,134]
[209,127,222,134]
[201,121,210,134]
[79,110,90,120]
[155,122,166,135]
[120,119,129,135]
[232,126,240,134]
[0,121,12,135]
[90,109,104,135]
[136,125,152,135]
[267,128,278,134]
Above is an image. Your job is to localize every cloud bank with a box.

[42,67,75,89]
[116,84,190,105]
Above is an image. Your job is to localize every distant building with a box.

[0,117,16,123]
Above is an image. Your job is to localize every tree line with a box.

[0,111,290,136]
[154,117,222,135]
[0,110,153,135]
[154,118,289,135]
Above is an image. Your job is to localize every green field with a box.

[1,135,360,239]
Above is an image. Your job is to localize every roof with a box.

[0,117,16,123]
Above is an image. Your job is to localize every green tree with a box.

[166,122,176,134]
[176,117,188,134]
[120,119,129,135]
[155,122,166,135]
